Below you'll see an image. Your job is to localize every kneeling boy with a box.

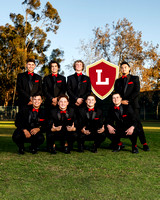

[106,93,138,153]
[78,94,106,153]
[46,95,78,154]
[12,94,45,154]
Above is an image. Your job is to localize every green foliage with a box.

[0,0,62,106]
[0,121,159,200]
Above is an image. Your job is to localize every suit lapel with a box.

[73,73,79,95]
[92,111,96,120]
[49,74,56,97]
[115,111,120,121]
[78,74,85,93]
[124,75,131,95]
[54,74,61,97]
[24,72,31,93]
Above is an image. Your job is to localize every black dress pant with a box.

[46,130,78,149]
[106,129,137,148]
[12,129,45,149]
[134,108,146,144]
[79,131,106,147]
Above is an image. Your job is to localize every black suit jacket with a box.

[78,107,104,133]
[114,74,140,109]
[106,104,137,132]
[43,74,66,105]
[16,71,42,106]
[15,105,46,132]
[67,73,91,105]
[47,107,77,132]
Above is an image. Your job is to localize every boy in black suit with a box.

[46,95,78,154]
[16,58,42,110]
[106,93,139,153]
[114,61,149,151]
[78,94,106,153]
[67,60,91,109]
[12,94,45,154]
[43,60,66,110]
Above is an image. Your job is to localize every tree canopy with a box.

[79,18,160,91]
[0,0,62,106]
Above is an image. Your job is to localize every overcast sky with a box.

[1,0,160,74]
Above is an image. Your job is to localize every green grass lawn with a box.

[0,121,159,200]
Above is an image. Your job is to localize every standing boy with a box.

[43,60,66,110]
[16,58,42,110]
[67,60,91,109]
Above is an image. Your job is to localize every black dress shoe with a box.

[112,145,121,152]
[91,148,97,153]
[91,145,97,153]
[77,144,84,153]
[30,148,37,154]
[143,145,150,151]
[64,146,70,154]
[50,147,57,154]
[18,148,25,155]
[132,147,139,154]
[121,144,125,149]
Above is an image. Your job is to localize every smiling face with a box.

[32,96,43,109]
[58,97,69,111]
[26,62,36,73]
[75,61,83,73]
[51,63,59,74]
[112,94,122,107]
[120,64,130,75]
[86,96,96,109]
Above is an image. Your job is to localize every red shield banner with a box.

[86,59,119,100]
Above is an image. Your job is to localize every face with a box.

[120,64,130,75]
[32,96,42,109]
[75,62,83,72]
[51,63,59,74]
[58,97,69,110]
[112,94,122,106]
[26,62,36,73]
[86,96,96,108]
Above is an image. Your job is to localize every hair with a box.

[112,92,122,98]
[26,58,36,64]
[120,61,130,68]
[49,60,60,69]
[73,60,85,71]
[57,94,69,102]
[32,93,42,99]
[86,93,96,100]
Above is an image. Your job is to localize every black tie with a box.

[28,75,33,92]
[52,76,56,83]
[30,111,38,128]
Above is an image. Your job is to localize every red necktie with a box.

[77,72,82,76]
[32,108,39,112]
[60,110,66,114]
[88,108,94,112]
[28,72,34,76]
[114,106,120,110]
[52,74,57,77]
[122,75,127,79]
